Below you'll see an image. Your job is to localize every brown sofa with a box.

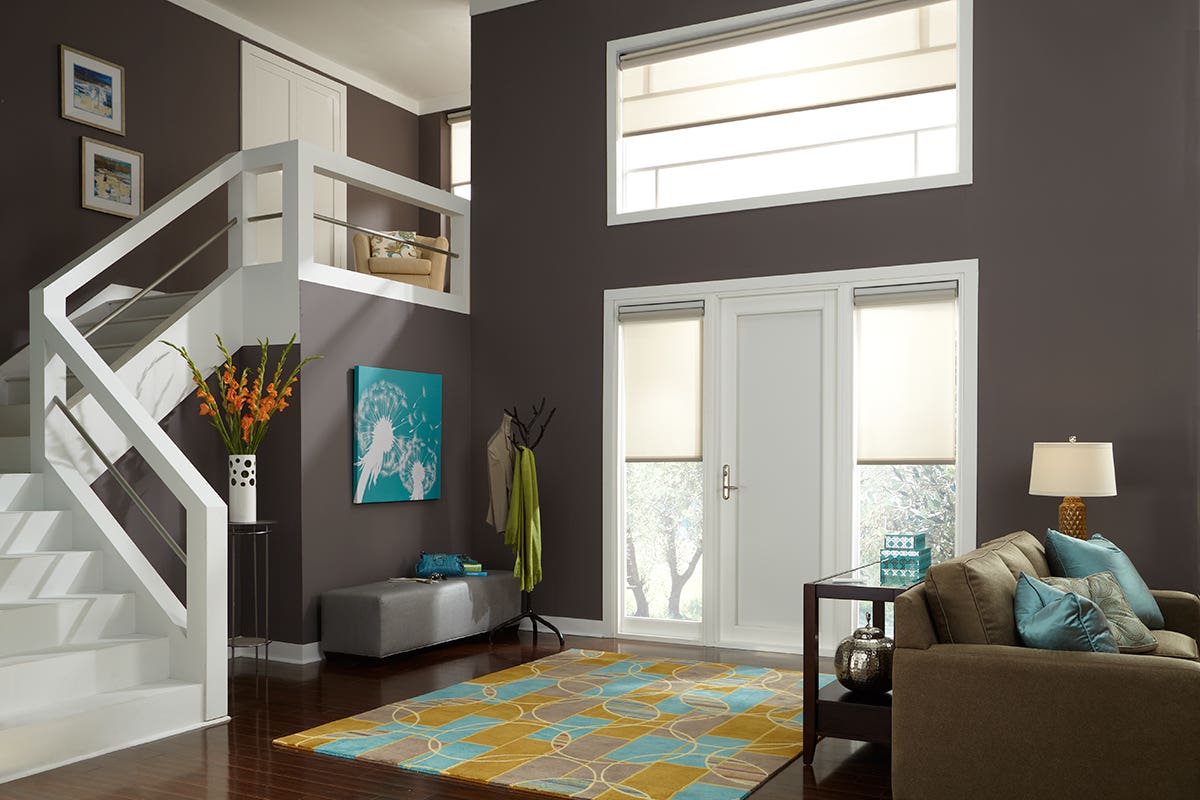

[892,531,1200,800]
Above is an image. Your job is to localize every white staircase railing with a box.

[27,140,470,724]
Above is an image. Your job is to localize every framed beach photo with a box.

[81,137,143,218]
[61,45,125,135]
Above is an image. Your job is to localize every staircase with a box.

[0,293,204,782]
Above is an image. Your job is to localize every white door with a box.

[717,291,837,650]
[241,43,347,267]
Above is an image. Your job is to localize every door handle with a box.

[722,464,739,500]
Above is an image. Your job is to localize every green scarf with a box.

[504,446,542,592]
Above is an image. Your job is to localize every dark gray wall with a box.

[347,86,422,262]
[419,111,453,238]
[298,283,473,643]
[469,0,1200,620]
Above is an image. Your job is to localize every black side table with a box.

[229,520,274,665]
[802,563,918,765]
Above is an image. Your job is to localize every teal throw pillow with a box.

[1013,572,1119,653]
[1043,530,1163,629]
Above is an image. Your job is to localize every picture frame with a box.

[61,45,125,135]
[352,366,443,504]
[81,137,143,218]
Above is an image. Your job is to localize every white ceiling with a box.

[179,0,473,113]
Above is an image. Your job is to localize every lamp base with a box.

[1058,496,1087,539]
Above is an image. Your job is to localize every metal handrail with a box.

[246,212,460,259]
[51,397,187,565]
[82,218,238,340]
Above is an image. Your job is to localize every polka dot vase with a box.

[228,455,257,523]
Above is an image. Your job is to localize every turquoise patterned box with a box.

[884,532,926,551]
[880,546,931,584]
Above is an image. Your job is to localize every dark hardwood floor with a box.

[1,634,892,799]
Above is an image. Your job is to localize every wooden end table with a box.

[802,564,918,765]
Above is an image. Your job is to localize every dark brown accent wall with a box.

[4,0,241,361]
[298,283,472,643]
[469,0,1200,619]
[346,87,421,263]
[419,112,453,238]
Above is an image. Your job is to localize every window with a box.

[449,111,471,199]
[619,303,704,624]
[854,282,958,581]
[609,0,970,223]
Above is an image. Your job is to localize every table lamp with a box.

[1028,437,1116,539]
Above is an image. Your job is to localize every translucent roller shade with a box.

[450,117,471,186]
[622,317,702,461]
[855,292,956,464]
[620,1,956,136]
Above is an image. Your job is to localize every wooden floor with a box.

[2,634,892,799]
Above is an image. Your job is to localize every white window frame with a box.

[601,259,978,646]
[605,0,974,227]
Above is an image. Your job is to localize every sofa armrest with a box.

[892,643,1200,800]
[1153,589,1200,640]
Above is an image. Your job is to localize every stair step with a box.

[0,635,169,718]
[0,510,72,552]
[82,291,199,322]
[0,593,136,657]
[0,550,102,599]
[0,404,29,437]
[0,474,44,512]
[75,313,172,347]
[0,679,203,783]
[0,436,30,472]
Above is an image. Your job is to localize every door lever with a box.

[722,464,739,500]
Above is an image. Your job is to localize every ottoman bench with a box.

[321,571,521,657]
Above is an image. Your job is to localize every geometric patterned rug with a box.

[275,649,833,800]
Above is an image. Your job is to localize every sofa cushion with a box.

[368,256,433,276]
[983,530,1051,578]
[1043,572,1158,653]
[368,230,419,259]
[1044,530,1164,629]
[1013,573,1118,653]
[925,549,1019,645]
[984,539,1038,579]
[1143,629,1200,661]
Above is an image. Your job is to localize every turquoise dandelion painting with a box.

[352,367,442,503]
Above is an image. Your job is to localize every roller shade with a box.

[621,305,703,461]
[619,0,956,136]
[855,283,957,464]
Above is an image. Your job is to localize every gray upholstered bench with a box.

[320,571,521,657]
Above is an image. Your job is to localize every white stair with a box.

[0,473,205,782]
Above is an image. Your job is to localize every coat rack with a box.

[490,397,564,646]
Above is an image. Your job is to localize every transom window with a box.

[608,0,972,224]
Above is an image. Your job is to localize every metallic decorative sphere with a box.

[834,612,896,695]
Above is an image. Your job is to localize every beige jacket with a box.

[485,415,515,532]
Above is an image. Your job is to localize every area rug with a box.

[275,648,833,800]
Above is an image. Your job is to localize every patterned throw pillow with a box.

[368,231,419,259]
[1043,572,1158,653]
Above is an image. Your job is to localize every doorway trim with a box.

[601,258,979,650]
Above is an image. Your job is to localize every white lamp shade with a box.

[1029,441,1117,497]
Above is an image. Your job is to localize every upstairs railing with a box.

[28,140,470,723]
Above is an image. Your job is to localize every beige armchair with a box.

[352,232,448,292]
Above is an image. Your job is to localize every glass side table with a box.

[802,563,920,765]
[229,520,274,666]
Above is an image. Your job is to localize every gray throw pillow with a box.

[1043,572,1158,653]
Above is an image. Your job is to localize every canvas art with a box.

[61,46,125,134]
[353,367,442,504]
[82,137,142,218]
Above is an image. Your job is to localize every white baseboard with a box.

[516,614,613,638]
[228,640,323,664]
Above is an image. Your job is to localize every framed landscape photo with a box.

[82,137,143,218]
[61,45,125,135]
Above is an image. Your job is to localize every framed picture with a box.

[61,45,125,135]
[81,137,143,218]
[352,366,443,504]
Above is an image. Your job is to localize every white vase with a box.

[228,455,257,523]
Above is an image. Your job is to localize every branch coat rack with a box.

[489,398,564,646]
